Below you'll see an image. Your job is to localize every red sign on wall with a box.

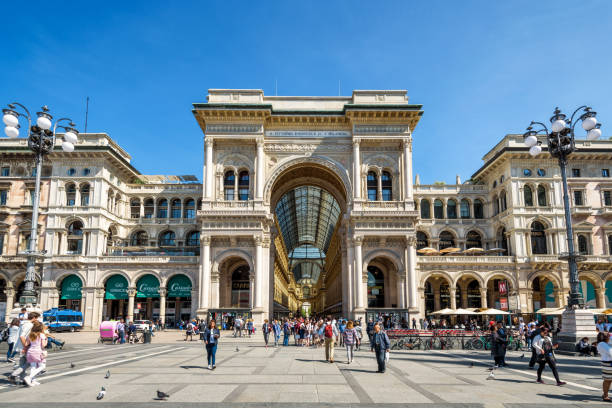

[498,281,507,295]
[499,297,508,311]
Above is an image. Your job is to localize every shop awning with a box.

[167,274,192,298]
[136,274,160,298]
[60,274,82,300]
[105,275,128,300]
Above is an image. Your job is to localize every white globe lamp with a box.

[5,126,19,138]
[64,131,78,144]
[587,127,602,140]
[524,135,538,147]
[582,116,597,131]
[36,115,52,130]
[551,119,566,133]
[3,113,18,127]
[62,141,74,152]
[529,145,542,157]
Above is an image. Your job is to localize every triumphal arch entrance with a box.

[193,89,422,325]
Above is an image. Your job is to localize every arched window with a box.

[473,199,484,219]
[157,199,168,218]
[420,199,431,219]
[130,199,140,219]
[186,231,200,246]
[608,235,612,255]
[130,231,148,246]
[530,221,547,254]
[231,265,250,307]
[439,231,455,250]
[467,280,482,308]
[493,194,499,215]
[224,171,235,200]
[577,234,589,254]
[238,171,249,200]
[460,199,470,218]
[170,198,181,218]
[500,191,507,212]
[80,184,90,206]
[367,265,385,307]
[416,231,429,250]
[537,185,547,206]
[143,198,154,218]
[497,227,508,254]
[183,199,196,218]
[434,199,444,219]
[381,171,392,201]
[447,199,457,219]
[158,231,176,246]
[66,183,76,206]
[524,185,534,207]
[466,230,482,249]
[367,171,378,201]
[67,221,83,254]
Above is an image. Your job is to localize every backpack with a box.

[324,324,334,338]
[0,328,8,342]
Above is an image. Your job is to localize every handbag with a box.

[385,351,390,363]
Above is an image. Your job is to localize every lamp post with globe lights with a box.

[2,103,78,307]
[522,105,602,349]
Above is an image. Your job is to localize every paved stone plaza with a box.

[0,333,610,407]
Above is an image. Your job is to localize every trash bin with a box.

[143,330,152,344]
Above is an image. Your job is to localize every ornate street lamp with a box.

[2,103,78,306]
[522,106,601,347]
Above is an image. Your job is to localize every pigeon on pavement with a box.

[104,370,110,379]
[487,371,495,380]
[469,362,474,368]
[70,362,76,369]
[97,386,106,400]
[156,390,170,400]
[520,353,525,359]
[235,347,240,352]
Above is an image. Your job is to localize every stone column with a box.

[342,241,353,318]
[433,287,441,311]
[200,236,211,312]
[352,140,361,199]
[449,287,457,310]
[256,138,264,199]
[377,171,382,201]
[211,268,220,309]
[139,199,144,217]
[353,237,364,311]
[159,288,167,327]
[204,138,214,199]
[127,288,136,323]
[5,288,15,323]
[254,236,263,310]
[403,138,413,201]
[596,287,607,309]
[479,288,488,309]
[397,277,406,308]
[405,237,418,309]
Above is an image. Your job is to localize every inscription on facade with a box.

[265,131,351,138]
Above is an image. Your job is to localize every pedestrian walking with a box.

[262,319,271,349]
[597,332,612,402]
[370,323,390,373]
[366,318,375,344]
[246,319,253,338]
[234,316,242,338]
[116,319,126,344]
[9,311,40,385]
[204,320,220,370]
[528,323,544,369]
[272,320,281,347]
[354,321,363,351]
[490,324,506,367]
[6,318,20,362]
[324,317,339,363]
[283,318,291,346]
[185,321,194,341]
[533,326,565,386]
[198,319,207,341]
[23,321,47,387]
[412,318,417,329]
[342,321,359,364]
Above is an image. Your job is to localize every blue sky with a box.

[2,1,611,183]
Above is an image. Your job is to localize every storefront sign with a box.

[105,275,128,300]
[61,275,83,300]
[136,274,160,298]
[498,281,507,295]
[499,297,508,311]
[167,275,192,298]
[232,281,249,290]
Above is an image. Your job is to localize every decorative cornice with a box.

[206,124,263,133]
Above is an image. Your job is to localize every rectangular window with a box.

[31,167,37,177]
[572,168,581,177]
[604,191,612,207]
[381,188,392,201]
[367,188,377,201]
[1,167,9,177]
[574,190,584,206]
[224,189,234,201]
[0,190,7,205]
[29,190,35,206]
[238,188,249,201]
[0,233,3,255]
[603,169,610,178]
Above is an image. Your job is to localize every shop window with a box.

[367,266,385,307]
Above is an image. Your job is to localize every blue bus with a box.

[43,308,83,332]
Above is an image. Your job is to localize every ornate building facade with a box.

[1,89,611,327]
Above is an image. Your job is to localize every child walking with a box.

[23,321,47,387]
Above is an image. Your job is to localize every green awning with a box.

[167,274,192,298]
[60,275,82,300]
[105,275,129,300]
[136,274,160,298]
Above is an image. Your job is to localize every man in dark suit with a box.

[370,323,390,373]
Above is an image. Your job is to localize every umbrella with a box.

[476,308,510,315]
[439,247,461,254]
[486,248,507,254]
[453,308,477,315]
[535,307,565,315]
[601,309,612,315]
[417,247,439,255]
[463,247,485,255]
[430,308,455,315]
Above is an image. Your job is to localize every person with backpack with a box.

[5,318,20,362]
[282,318,291,346]
[324,317,339,363]
[342,320,359,364]
[533,326,566,386]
